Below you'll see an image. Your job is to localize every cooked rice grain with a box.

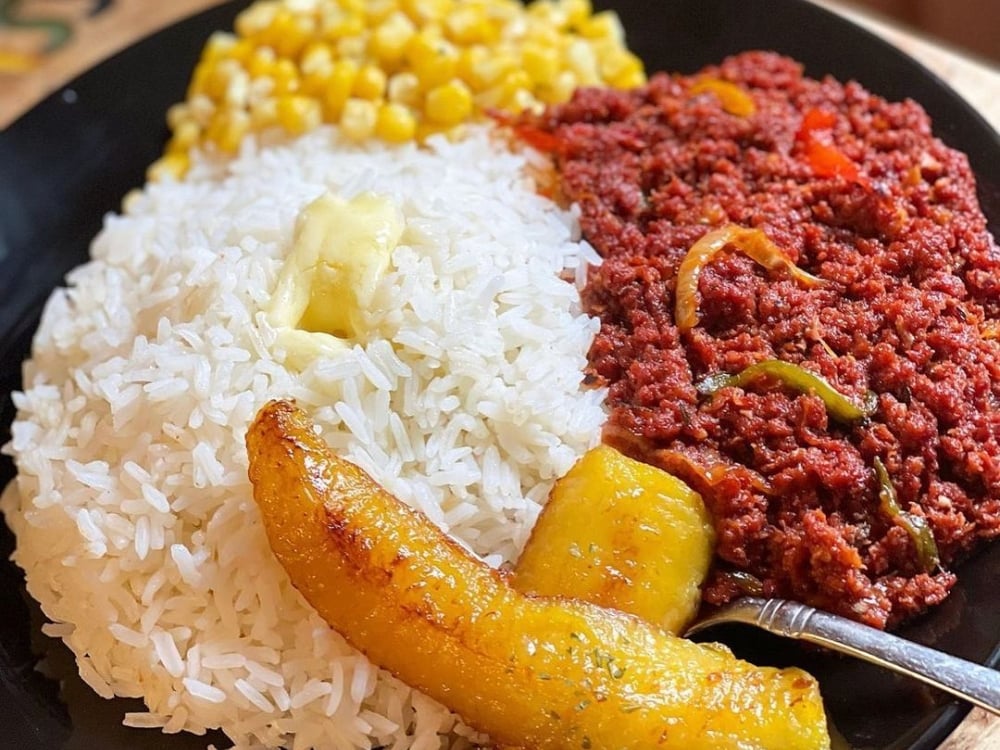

[2,125,605,749]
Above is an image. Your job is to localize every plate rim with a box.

[1,1,999,748]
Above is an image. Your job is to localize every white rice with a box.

[1,124,606,748]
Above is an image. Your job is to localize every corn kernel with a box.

[547,69,577,103]
[416,120,448,142]
[205,110,248,153]
[247,46,277,78]
[479,67,532,110]
[166,102,192,130]
[271,58,301,95]
[456,44,487,88]
[277,95,322,135]
[387,71,421,106]
[235,0,279,37]
[370,11,416,65]
[228,38,256,64]
[375,101,418,141]
[424,79,472,125]
[579,9,623,41]
[322,58,359,118]
[265,9,314,59]
[364,0,401,25]
[521,43,560,85]
[406,31,457,89]
[337,34,368,60]
[249,73,276,101]
[221,110,252,153]
[483,0,520,25]
[224,69,252,106]
[188,94,216,127]
[187,61,210,97]
[611,67,645,89]
[600,48,644,88]
[444,7,496,45]
[561,0,592,28]
[340,98,378,140]
[508,87,539,113]
[401,0,450,24]
[202,32,238,65]
[250,97,279,128]
[300,41,334,74]
[353,64,387,99]
[121,188,144,214]
[322,13,365,40]
[147,152,190,181]
[528,0,566,28]
[201,58,241,100]
[500,69,532,98]
[566,38,599,84]
[317,3,344,28]
[170,120,201,152]
[299,68,329,97]
[467,51,516,90]
[523,22,561,50]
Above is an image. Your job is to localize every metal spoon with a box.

[684,597,1000,716]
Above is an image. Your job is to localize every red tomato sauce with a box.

[519,52,1000,628]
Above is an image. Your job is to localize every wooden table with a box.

[1,0,998,747]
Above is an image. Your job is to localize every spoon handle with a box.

[738,597,1000,716]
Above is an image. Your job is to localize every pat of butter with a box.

[268,191,403,367]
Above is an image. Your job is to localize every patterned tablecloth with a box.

[1,0,998,747]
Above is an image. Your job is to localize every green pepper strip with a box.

[874,457,940,573]
[675,224,824,332]
[696,359,877,423]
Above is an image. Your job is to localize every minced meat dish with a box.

[517,51,1000,629]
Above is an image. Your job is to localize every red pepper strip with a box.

[675,224,824,332]
[652,449,731,486]
[511,123,563,154]
[601,425,773,495]
[796,108,837,139]
[874,457,940,573]
[491,109,564,155]
[795,107,862,182]
[689,78,756,117]
[804,140,861,181]
[652,449,773,495]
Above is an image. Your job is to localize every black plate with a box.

[1,1,998,748]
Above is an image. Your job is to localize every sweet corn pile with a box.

[151,0,645,179]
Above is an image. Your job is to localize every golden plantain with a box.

[513,444,714,634]
[246,400,830,750]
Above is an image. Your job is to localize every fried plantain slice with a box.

[246,400,829,750]
[512,444,715,634]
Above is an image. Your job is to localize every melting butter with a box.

[268,191,404,367]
